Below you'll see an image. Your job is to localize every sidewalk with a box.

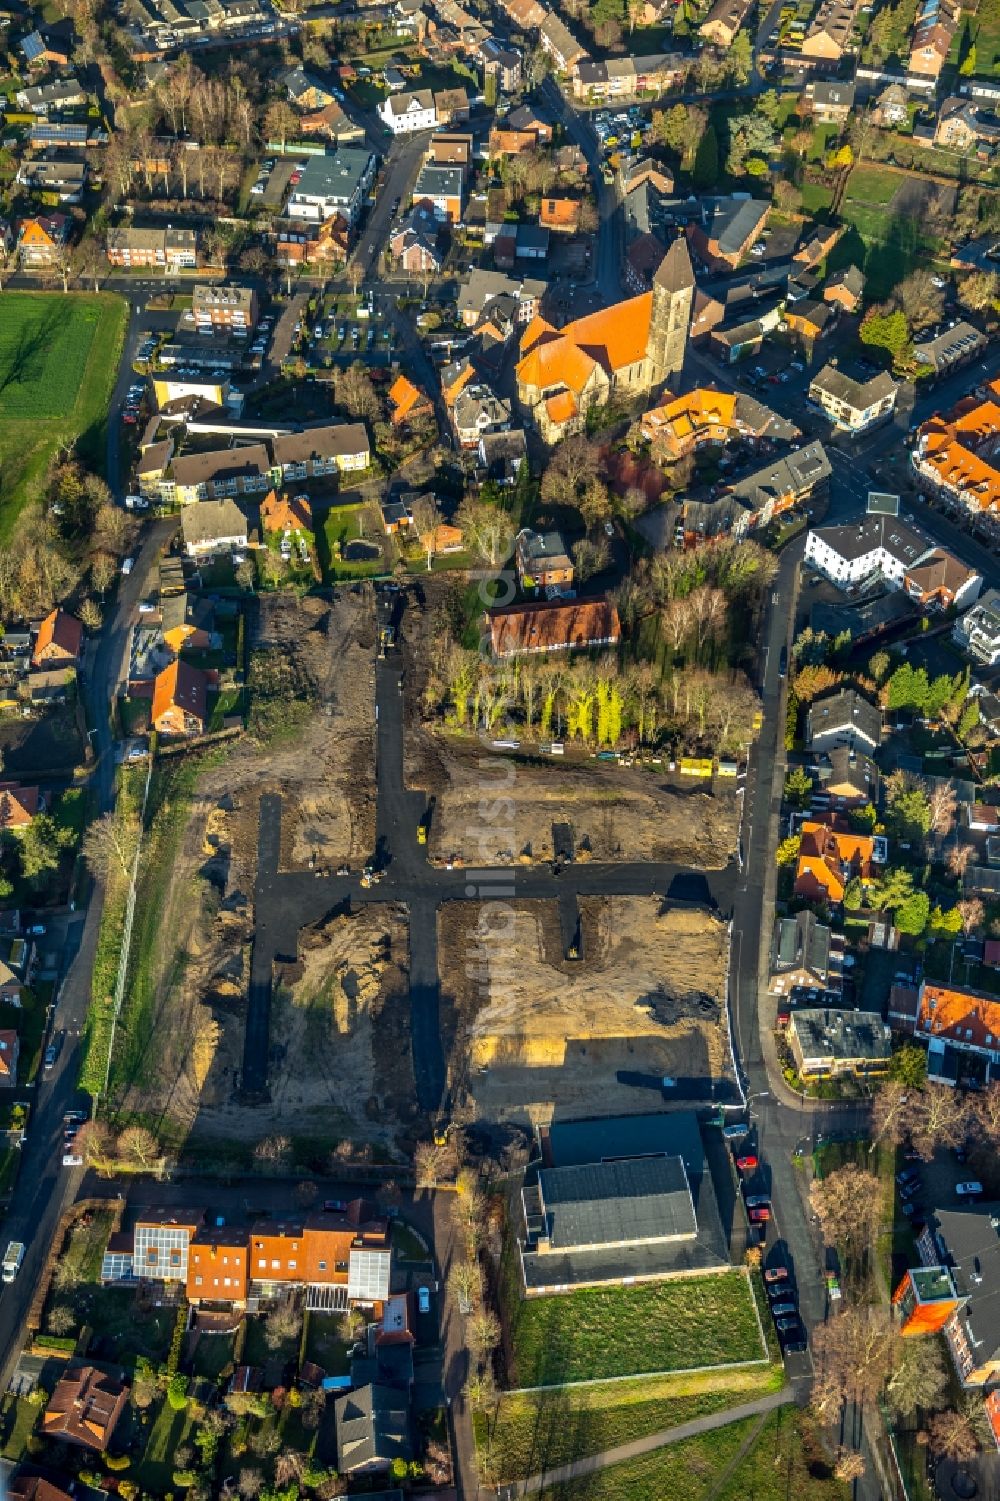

[515,1386,794,1496]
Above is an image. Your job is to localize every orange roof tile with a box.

[545,390,578,424]
[516,292,654,399]
[519,313,558,356]
[540,197,581,230]
[488,597,621,656]
[0,784,39,830]
[916,983,1000,1050]
[260,489,312,532]
[32,608,82,665]
[152,659,208,730]
[388,374,431,426]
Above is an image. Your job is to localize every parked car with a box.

[43,1044,57,1074]
[763,1266,789,1284]
[745,1193,770,1209]
[417,1286,431,1314]
[735,1154,758,1171]
[771,1301,797,1318]
[749,1206,771,1223]
[957,1181,984,1197]
[722,1122,748,1140]
[767,1282,792,1301]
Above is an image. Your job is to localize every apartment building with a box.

[106,225,198,270]
[912,387,1000,520]
[285,148,377,225]
[954,587,1000,664]
[571,52,685,102]
[804,513,936,591]
[271,422,370,477]
[809,364,899,434]
[192,283,258,334]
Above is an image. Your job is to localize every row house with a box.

[102,1206,393,1311]
[271,422,370,479]
[571,52,686,103]
[699,0,753,46]
[106,225,199,270]
[908,0,960,79]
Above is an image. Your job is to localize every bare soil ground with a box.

[187,904,413,1153]
[117,591,398,1151]
[414,736,738,866]
[438,896,732,1125]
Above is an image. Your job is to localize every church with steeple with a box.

[514,236,695,444]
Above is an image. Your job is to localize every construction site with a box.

[438,896,733,1126]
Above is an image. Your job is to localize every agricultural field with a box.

[507,1272,766,1389]
[0,292,127,540]
[474,1364,785,1484]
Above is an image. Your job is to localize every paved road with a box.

[541,77,623,304]
[515,1385,795,1496]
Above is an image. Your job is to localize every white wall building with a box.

[378,89,437,134]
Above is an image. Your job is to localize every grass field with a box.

[0,292,127,541]
[508,1272,766,1389]
[533,1407,848,1501]
[475,1364,786,1483]
[844,165,899,204]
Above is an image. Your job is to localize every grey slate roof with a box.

[925,1204,1000,1365]
[727,441,832,509]
[334,1383,413,1473]
[809,514,932,567]
[806,687,881,749]
[771,911,831,979]
[654,233,695,293]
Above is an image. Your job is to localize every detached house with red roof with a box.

[487,597,621,657]
[515,236,694,442]
[151,660,209,738]
[32,609,82,668]
[0,785,41,833]
[793,815,885,905]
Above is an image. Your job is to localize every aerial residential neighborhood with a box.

[5,0,1000,1491]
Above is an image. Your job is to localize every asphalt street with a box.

[0,510,172,1393]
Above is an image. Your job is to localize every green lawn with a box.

[392,1221,429,1261]
[844,165,899,204]
[714,1408,850,1501]
[58,1206,117,1284]
[532,1408,847,1501]
[0,1397,38,1459]
[808,123,839,161]
[534,1413,760,1501]
[800,181,834,214]
[0,292,127,541]
[304,1311,351,1374]
[475,1365,786,1483]
[508,1272,766,1389]
[191,1330,236,1380]
[135,1398,195,1493]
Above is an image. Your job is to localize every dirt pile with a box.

[439,896,732,1125]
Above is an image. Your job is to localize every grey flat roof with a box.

[539,1156,696,1249]
[791,1007,890,1062]
[547,1110,706,1182]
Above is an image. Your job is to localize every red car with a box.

[736,1154,758,1171]
[764,1266,788,1283]
[749,1206,771,1223]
